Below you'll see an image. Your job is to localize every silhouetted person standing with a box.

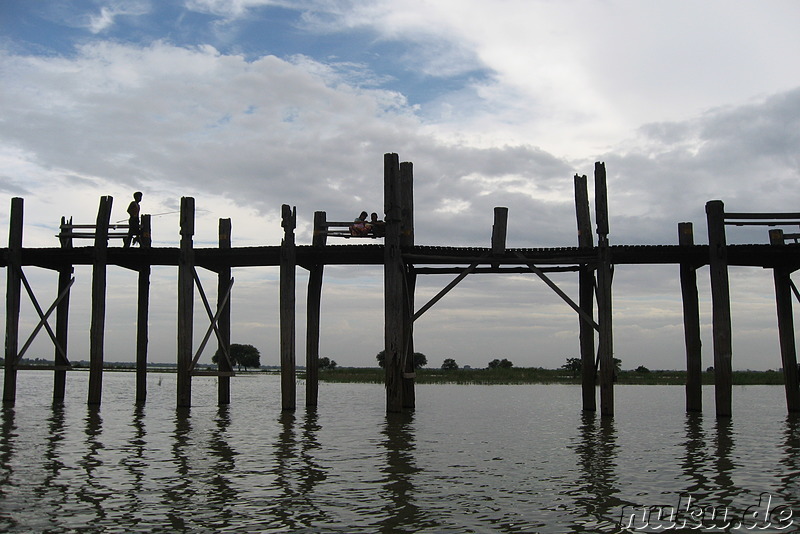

[124,191,143,248]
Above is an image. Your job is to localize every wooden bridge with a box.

[2,153,799,417]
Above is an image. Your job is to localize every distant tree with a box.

[318,357,337,370]
[488,358,513,369]
[213,343,261,371]
[441,358,458,370]
[562,357,582,378]
[706,366,715,373]
[377,350,427,369]
[635,365,650,374]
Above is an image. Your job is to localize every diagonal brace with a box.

[412,254,488,322]
[513,251,600,332]
[189,269,234,372]
[16,267,74,363]
[790,278,800,305]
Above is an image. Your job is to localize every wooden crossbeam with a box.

[15,268,74,363]
[189,269,234,373]
[412,256,487,321]
[513,251,601,332]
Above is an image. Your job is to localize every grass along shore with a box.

[315,367,788,385]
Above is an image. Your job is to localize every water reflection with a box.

[778,414,800,503]
[568,412,634,533]
[377,411,437,533]
[0,406,17,531]
[680,412,710,497]
[269,409,328,530]
[165,407,193,530]
[75,407,109,529]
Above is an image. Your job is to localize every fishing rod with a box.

[115,209,209,224]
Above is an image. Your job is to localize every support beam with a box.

[595,162,614,417]
[400,162,415,409]
[177,197,195,408]
[706,200,732,417]
[135,214,151,405]
[88,196,112,405]
[769,229,800,412]
[280,204,297,411]
[384,153,405,413]
[306,211,327,407]
[54,216,73,403]
[679,222,703,413]
[491,207,509,256]
[217,218,232,405]
[3,198,23,404]
[574,174,596,412]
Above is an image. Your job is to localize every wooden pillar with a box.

[491,207,508,255]
[574,174,596,412]
[88,196,112,405]
[280,204,297,411]
[135,215,151,405]
[306,211,327,407]
[679,222,703,412]
[594,162,614,417]
[384,153,405,413]
[706,200,732,417]
[400,161,415,409]
[3,198,23,404]
[177,197,195,408]
[218,218,232,405]
[53,216,73,403]
[769,229,800,412]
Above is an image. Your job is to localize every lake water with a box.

[0,371,798,533]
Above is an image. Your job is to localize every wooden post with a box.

[769,229,800,412]
[706,200,732,417]
[177,197,195,408]
[280,204,297,411]
[218,218,232,405]
[135,214,151,405]
[53,216,73,403]
[3,198,23,404]
[594,162,614,417]
[574,174,596,412]
[491,206,508,271]
[306,211,327,407]
[400,162,415,409]
[679,222,703,412]
[88,196,112,406]
[384,153,405,413]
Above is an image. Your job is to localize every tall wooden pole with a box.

[706,200,732,417]
[769,229,800,412]
[384,153,405,413]
[135,214,151,405]
[53,216,73,403]
[679,222,703,412]
[574,174,596,412]
[3,198,23,404]
[218,218,232,405]
[594,162,614,417]
[306,211,327,407]
[88,196,112,406]
[400,161,415,410]
[177,197,195,408]
[280,204,297,411]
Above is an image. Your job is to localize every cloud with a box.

[86,1,152,34]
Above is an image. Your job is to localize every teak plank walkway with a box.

[2,153,800,418]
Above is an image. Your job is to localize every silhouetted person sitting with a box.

[369,212,385,237]
[350,211,369,236]
[124,191,143,248]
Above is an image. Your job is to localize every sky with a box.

[1,0,800,373]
